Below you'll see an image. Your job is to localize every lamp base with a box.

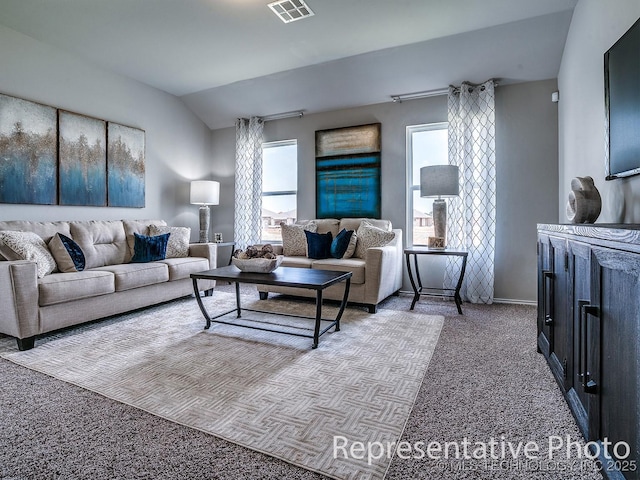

[198,205,210,243]
[432,199,447,247]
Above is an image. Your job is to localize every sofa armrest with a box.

[188,243,218,269]
[0,260,40,339]
[364,229,403,303]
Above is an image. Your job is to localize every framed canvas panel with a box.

[315,123,381,219]
[316,155,381,219]
[316,123,381,158]
[107,122,145,208]
[0,93,57,205]
[59,110,107,206]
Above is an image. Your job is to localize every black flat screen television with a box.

[605,16,640,180]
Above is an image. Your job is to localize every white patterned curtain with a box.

[234,117,264,250]
[444,80,496,304]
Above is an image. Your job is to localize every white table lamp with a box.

[420,165,459,248]
[190,180,220,243]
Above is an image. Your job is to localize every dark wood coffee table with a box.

[191,266,352,348]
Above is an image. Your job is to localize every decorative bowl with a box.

[231,255,283,273]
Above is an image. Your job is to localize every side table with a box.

[214,241,236,267]
[404,247,468,314]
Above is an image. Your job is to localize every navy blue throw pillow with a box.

[49,232,86,272]
[59,233,85,271]
[330,229,354,259]
[304,230,333,260]
[130,232,170,263]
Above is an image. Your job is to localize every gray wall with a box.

[0,25,213,241]
[495,80,559,301]
[0,21,560,302]
[211,79,559,302]
[558,0,640,223]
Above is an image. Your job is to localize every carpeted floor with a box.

[0,286,602,480]
[0,292,443,480]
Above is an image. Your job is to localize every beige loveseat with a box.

[0,219,216,351]
[257,218,403,313]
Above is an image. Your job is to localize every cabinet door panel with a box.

[591,246,640,474]
[537,234,552,356]
[548,236,570,387]
[568,240,593,438]
[537,234,571,388]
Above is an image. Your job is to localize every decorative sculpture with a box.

[566,176,601,224]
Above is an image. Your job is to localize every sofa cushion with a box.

[311,258,366,284]
[355,221,396,259]
[281,222,317,256]
[281,256,314,268]
[93,262,169,292]
[0,220,72,244]
[48,233,86,272]
[70,221,128,269]
[339,218,392,232]
[304,230,333,259]
[0,230,57,278]
[123,219,167,261]
[130,233,170,263]
[38,270,115,306]
[343,231,358,259]
[0,233,23,261]
[330,229,354,259]
[149,224,190,258]
[157,257,210,281]
[307,218,340,237]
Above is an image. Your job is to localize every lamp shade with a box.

[190,180,220,205]
[420,165,459,198]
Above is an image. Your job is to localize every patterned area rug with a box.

[0,292,443,480]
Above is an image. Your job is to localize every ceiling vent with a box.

[268,0,315,24]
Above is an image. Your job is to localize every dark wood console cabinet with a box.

[538,224,640,480]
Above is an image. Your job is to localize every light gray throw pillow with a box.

[149,225,191,258]
[354,221,396,259]
[0,230,57,278]
[281,222,317,256]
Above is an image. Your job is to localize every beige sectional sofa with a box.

[257,218,403,313]
[0,219,216,350]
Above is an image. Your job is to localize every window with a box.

[406,123,448,246]
[261,139,297,242]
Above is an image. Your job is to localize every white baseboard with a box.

[493,297,536,306]
[398,290,536,306]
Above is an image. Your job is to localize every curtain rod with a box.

[261,110,305,121]
[391,80,499,103]
[391,88,448,103]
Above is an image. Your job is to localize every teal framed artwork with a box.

[315,123,381,219]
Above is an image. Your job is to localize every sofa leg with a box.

[259,292,268,300]
[368,305,377,314]
[17,336,35,351]
[204,288,214,297]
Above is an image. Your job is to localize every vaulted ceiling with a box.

[0,0,577,129]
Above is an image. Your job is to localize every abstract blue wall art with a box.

[315,123,381,219]
[0,92,146,209]
[59,111,107,206]
[107,122,145,208]
[0,94,57,205]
